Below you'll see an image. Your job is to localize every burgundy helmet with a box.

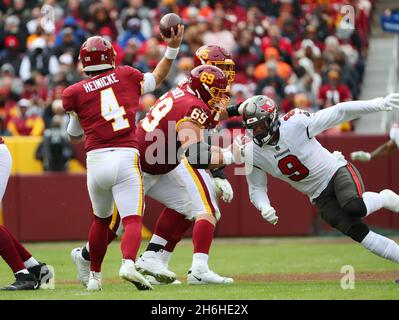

[188,65,229,111]
[79,36,116,72]
[242,95,280,146]
[194,45,235,85]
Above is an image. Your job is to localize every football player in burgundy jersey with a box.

[64,26,184,291]
[134,65,238,284]
[236,94,399,281]
[0,138,53,290]
[133,45,237,285]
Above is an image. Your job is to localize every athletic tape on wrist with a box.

[165,47,179,60]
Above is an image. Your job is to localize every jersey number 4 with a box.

[101,88,130,132]
[278,155,309,182]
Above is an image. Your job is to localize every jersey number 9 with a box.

[278,155,309,182]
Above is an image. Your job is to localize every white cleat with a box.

[136,251,176,284]
[71,247,90,287]
[380,189,399,212]
[187,266,234,285]
[119,259,153,291]
[87,271,102,291]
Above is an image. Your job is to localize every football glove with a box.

[260,206,278,225]
[350,151,371,162]
[211,177,234,203]
[375,93,399,111]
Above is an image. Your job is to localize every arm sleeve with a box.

[67,113,84,137]
[307,98,384,138]
[141,72,156,94]
[246,163,271,211]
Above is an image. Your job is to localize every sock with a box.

[121,215,142,260]
[2,225,32,261]
[361,231,399,263]
[192,219,215,256]
[23,257,39,268]
[146,234,167,252]
[362,192,384,216]
[146,208,187,253]
[82,244,90,261]
[164,215,193,252]
[192,252,209,269]
[88,215,112,272]
[0,226,27,273]
[107,228,117,244]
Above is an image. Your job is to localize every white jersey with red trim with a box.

[389,123,399,147]
[245,108,347,206]
[244,99,390,211]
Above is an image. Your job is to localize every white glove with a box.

[350,151,371,162]
[376,93,399,111]
[260,206,278,225]
[212,177,234,203]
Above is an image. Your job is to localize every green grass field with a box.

[1,237,399,300]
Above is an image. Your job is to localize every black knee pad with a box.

[346,222,370,243]
[343,198,367,217]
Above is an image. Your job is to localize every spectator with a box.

[318,69,351,109]
[0,35,23,75]
[254,47,293,82]
[281,84,299,113]
[19,38,60,81]
[203,17,236,53]
[255,60,285,99]
[7,99,44,136]
[35,115,74,172]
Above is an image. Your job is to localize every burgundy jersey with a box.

[0,137,4,144]
[62,66,143,152]
[137,86,217,174]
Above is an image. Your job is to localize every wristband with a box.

[226,104,240,118]
[165,46,179,60]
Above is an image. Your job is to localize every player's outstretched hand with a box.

[162,24,184,48]
[212,177,233,203]
[350,151,371,162]
[260,206,278,225]
[380,93,399,111]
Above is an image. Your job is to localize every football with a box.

[159,13,181,38]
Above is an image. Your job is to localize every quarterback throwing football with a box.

[63,26,184,291]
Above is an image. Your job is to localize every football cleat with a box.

[145,275,182,285]
[380,189,399,212]
[1,272,39,291]
[119,259,153,291]
[187,266,234,285]
[27,262,53,287]
[71,247,90,287]
[136,251,176,284]
[87,271,102,291]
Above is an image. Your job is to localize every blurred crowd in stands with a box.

[0,0,374,139]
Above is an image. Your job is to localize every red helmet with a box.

[188,65,229,111]
[194,45,235,84]
[79,36,116,72]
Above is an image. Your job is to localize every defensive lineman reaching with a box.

[235,94,399,277]
[63,27,183,291]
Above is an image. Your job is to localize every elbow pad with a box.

[184,142,211,169]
